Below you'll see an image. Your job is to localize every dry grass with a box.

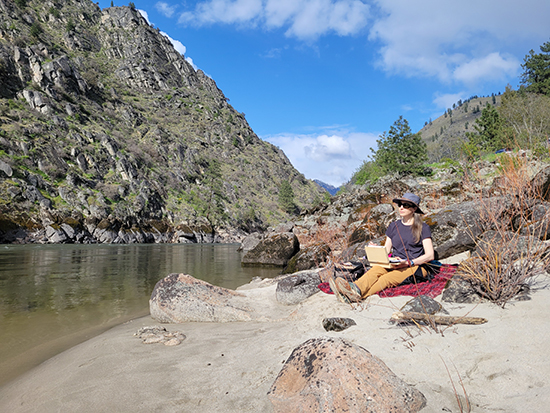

[456,152,550,307]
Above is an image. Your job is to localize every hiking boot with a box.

[330,277,362,303]
[329,277,349,303]
[335,277,362,302]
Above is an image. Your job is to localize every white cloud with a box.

[264,130,378,186]
[304,134,351,161]
[185,56,199,71]
[433,92,466,111]
[178,0,370,40]
[161,31,187,55]
[155,1,177,18]
[453,52,519,86]
[369,0,549,86]
[138,9,150,24]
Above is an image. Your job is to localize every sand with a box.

[0,272,549,413]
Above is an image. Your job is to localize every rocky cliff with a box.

[0,0,323,244]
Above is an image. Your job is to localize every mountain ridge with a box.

[0,0,323,244]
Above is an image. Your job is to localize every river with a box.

[0,243,281,387]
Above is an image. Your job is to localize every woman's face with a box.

[396,201,416,219]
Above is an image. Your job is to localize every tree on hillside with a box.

[464,104,505,158]
[521,40,550,95]
[278,180,296,214]
[372,116,428,176]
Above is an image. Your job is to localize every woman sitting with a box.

[330,193,434,303]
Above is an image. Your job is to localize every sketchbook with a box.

[365,245,401,269]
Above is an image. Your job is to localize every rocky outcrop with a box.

[149,273,254,323]
[268,337,427,413]
[0,1,323,245]
[242,231,300,267]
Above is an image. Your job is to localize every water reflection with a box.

[0,243,281,386]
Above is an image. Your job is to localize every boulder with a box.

[442,276,485,304]
[238,232,263,254]
[473,230,548,260]
[268,337,426,413]
[531,165,550,201]
[0,160,13,177]
[400,295,447,315]
[515,202,550,240]
[275,270,322,305]
[426,197,511,259]
[282,241,330,274]
[149,273,253,323]
[242,232,299,267]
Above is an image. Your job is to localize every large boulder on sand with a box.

[268,337,426,413]
[242,231,299,267]
[149,273,253,323]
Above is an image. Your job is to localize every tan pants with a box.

[354,265,426,298]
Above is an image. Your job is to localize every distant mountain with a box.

[314,180,339,195]
[0,1,323,244]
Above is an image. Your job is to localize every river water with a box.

[0,243,281,387]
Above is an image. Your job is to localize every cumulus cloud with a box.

[304,135,352,162]
[170,0,549,86]
[369,0,550,86]
[453,52,519,86]
[264,130,378,186]
[155,1,177,18]
[178,0,370,40]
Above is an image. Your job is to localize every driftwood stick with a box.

[391,311,488,325]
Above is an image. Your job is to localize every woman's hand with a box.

[390,259,409,269]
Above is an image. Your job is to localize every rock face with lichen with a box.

[268,337,427,413]
[242,231,300,267]
[0,0,323,244]
[149,273,254,323]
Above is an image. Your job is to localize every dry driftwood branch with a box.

[391,311,488,325]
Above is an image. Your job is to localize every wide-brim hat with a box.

[392,192,424,214]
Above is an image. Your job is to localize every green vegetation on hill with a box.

[0,0,324,241]
[420,95,502,162]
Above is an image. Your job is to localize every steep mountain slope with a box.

[420,95,502,162]
[0,0,323,243]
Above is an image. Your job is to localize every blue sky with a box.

[97,0,550,187]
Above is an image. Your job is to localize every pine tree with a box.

[465,104,505,152]
[521,40,550,95]
[278,180,296,214]
[372,116,428,176]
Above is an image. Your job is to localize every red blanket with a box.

[318,264,457,298]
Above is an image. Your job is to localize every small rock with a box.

[400,295,447,315]
[134,326,186,346]
[322,317,356,332]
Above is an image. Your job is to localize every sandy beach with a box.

[0,272,549,413]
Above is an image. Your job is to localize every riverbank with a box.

[1,274,549,412]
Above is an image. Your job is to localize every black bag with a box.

[333,261,366,281]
